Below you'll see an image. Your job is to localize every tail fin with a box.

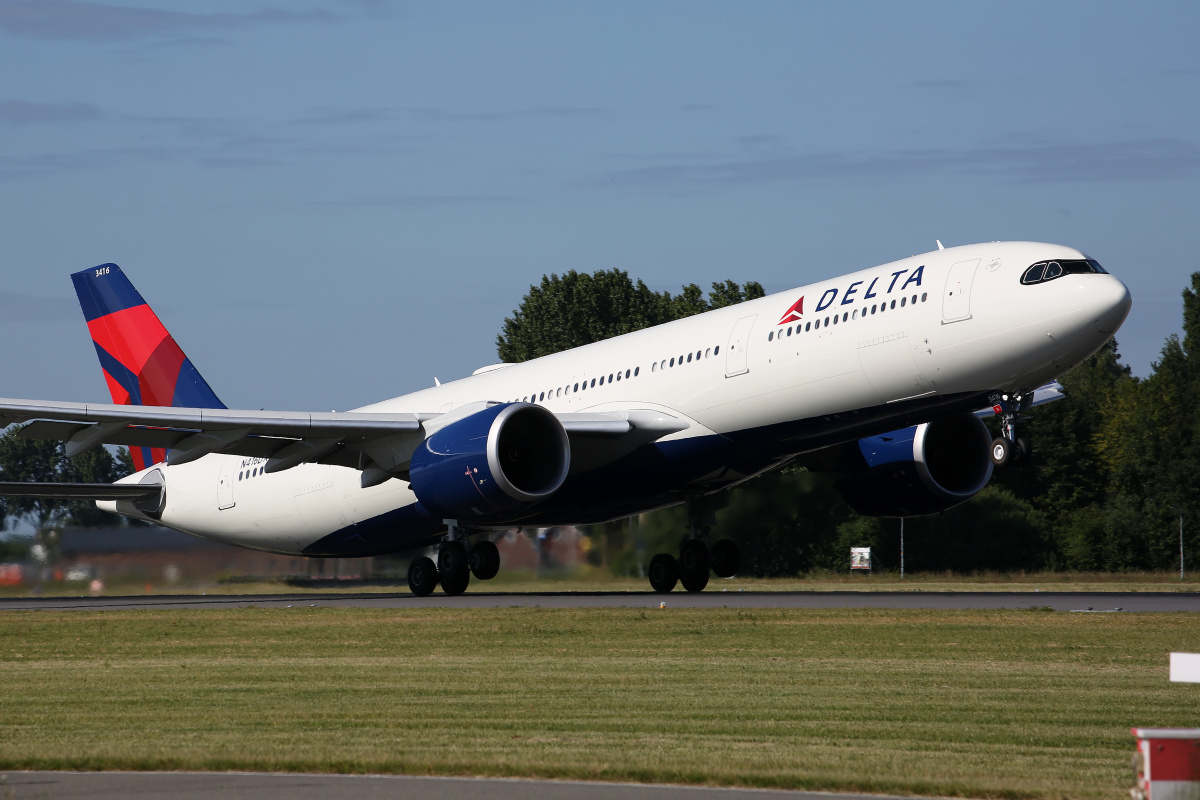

[72,263,226,469]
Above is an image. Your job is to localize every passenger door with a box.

[942,258,980,323]
[725,315,757,377]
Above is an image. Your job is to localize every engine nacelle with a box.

[834,413,994,517]
[409,402,570,521]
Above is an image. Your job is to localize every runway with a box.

[0,771,927,800]
[2,590,1198,612]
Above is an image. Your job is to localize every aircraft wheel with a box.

[710,539,740,578]
[990,437,1010,466]
[1016,437,1033,465]
[438,541,471,596]
[407,556,438,597]
[470,540,501,580]
[648,554,678,593]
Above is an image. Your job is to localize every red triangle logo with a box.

[777,296,804,325]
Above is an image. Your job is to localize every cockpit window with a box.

[1021,258,1106,285]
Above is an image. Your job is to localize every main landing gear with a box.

[648,493,740,593]
[988,391,1033,468]
[406,524,502,597]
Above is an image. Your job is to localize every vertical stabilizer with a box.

[71,263,226,469]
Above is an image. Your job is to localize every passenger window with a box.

[634,366,640,376]
[814,319,820,329]
[871,304,877,314]
[626,369,631,378]
[911,294,917,305]
[669,358,675,367]
[921,293,927,302]
[599,376,604,386]
[713,347,719,356]
[890,300,896,309]
[786,327,792,337]
[590,378,595,388]
[842,312,848,322]
[687,353,692,363]
[652,362,657,372]
[573,383,579,392]
[805,322,811,331]
[696,351,701,361]
[852,309,858,319]
[824,316,830,326]
[900,297,906,307]
[705,348,711,358]
[768,331,774,341]
[832,315,838,325]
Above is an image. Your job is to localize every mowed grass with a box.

[1,607,1196,799]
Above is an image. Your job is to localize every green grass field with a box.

[1,606,1196,798]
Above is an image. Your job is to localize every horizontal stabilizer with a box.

[0,481,161,501]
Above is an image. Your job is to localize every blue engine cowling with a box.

[834,412,994,517]
[409,402,570,521]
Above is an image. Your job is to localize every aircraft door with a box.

[942,258,980,323]
[217,456,236,510]
[725,315,757,377]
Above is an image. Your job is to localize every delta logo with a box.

[777,297,804,325]
[776,265,926,325]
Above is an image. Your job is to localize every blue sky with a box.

[1,0,1197,412]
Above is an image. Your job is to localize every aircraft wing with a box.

[0,398,689,478]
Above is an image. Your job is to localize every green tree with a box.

[0,427,130,533]
[496,269,765,362]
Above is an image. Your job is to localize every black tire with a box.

[648,553,678,593]
[710,539,740,578]
[470,540,501,580]
[680,566,709,593]
[438,542,471,596]
[1016,437,1032,465]
[678,539,710,576]
[407,556,438,597]
[990,437,1010,466]
[678,540,710,593]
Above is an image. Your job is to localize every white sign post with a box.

[1170,652,1200,683]
[850,547,871,572]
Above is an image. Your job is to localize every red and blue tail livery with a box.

[71,263,225,469]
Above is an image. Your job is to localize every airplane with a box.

[0,242,1131,595]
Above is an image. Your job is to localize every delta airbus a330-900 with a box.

[0,242,1131,595]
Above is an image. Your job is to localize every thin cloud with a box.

[0,100,103,124]
[294,106,604,125]
[590,138,1200,187]
[0,1,335,42]
[316,194,515,208]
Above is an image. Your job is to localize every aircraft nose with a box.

[1090,276,1132,335]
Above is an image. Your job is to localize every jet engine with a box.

[833,413,994,517]
[408,402,570,520]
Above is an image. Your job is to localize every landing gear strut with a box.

[416,523,505,597]
[648,493,739,594]
[989,391,1033,467]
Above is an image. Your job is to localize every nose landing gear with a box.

[989,392,1033,467]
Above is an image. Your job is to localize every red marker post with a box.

[1131,728,1200,800]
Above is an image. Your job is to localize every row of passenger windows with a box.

[651,345,719,372]
[513,366,642,403]
[767,293,929,341]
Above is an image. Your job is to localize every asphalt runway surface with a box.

[0,772,928,800]
[2,589,1198,612]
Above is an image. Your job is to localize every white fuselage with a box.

[108,241,1131,556]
